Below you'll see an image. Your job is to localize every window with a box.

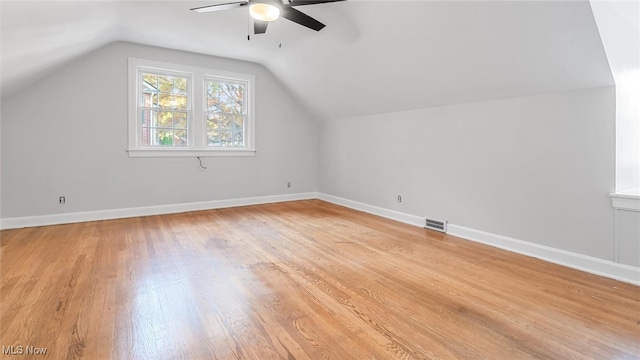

[205,78,247,147]
[128,58,255,157]
[141,72,189,147]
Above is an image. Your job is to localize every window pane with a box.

[174,95,187,110]
[141,110,153,127]
[233,115,243,130]
[156,111,173,128]
[174,78,187,95]
[174,112,187,129]
[227,100,240,114]
[234,132,243,147]
[158,75,173,93]
[235,86,244,102]
[158,94,174,109]
[207,113,219,130]
[142,73,157,88]
[174,130,187,146]
[207,130,219,146]
[141,73,158,107]
[221,131,232,143]
[141,91,157,107]
[207,82,218,97]
[155,129,174,146]
[219,115,232,131]
[207,97,221,112]
[142,127,151,146]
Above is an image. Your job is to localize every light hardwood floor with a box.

[1,200,639,359]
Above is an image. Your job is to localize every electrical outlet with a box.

[59,196,66,204]
[397,195,402,203]
[287,182,292,188]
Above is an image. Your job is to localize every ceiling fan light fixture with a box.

[249,3,280,22]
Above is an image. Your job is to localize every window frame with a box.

[127,58,256,157]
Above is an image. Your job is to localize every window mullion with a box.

[191,73,204,149]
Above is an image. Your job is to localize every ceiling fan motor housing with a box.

[191,0,346,34]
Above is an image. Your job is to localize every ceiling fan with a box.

[191,0,346,35]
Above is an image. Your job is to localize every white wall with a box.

[319,87,616,261]
[618,209,640,267]
[1,41,318,218]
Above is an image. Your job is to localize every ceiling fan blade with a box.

[289,0,346,6]
[254,20,269,34]
[281,7,325,31]
[191,1,248,13]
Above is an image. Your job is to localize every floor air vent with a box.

[425,218,447,233]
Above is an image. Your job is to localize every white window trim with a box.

[127,57,256,157]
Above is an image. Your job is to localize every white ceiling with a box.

[1,0,613,120]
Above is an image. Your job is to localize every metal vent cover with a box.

[425,218,447,233]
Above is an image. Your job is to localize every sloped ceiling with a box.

[1,0,612,120]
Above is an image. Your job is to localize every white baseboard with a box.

[447,225,640,286]
[317,193,425,227]
[3,192,638,286]
[0,192,318,230]
[317,193,640,286]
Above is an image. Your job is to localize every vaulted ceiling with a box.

[1,0,612,120]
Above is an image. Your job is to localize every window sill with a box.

[610,188,640,211]
[127,149,256,158]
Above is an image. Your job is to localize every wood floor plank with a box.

[1,200,639,359]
